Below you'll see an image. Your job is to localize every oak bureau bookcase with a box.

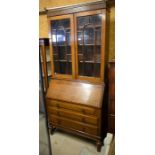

[45,0,108,152]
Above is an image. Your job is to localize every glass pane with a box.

[77,14,102,77]
[51,19,72,75]
[89,14,102,25]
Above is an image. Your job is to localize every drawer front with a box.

[47,106,98,126]
[46,99,99,116]
[48,114,98,136]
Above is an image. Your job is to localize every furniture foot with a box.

[49,126,56,135]
[96,140,103,152]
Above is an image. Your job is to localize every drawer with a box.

[46,99,100,116]
[48,114,98,136]
[47,106,98,125]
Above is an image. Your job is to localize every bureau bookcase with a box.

[45,0,108,152]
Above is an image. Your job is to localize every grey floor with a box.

[39,113,114,155]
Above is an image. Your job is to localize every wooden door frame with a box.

[48,14,76,79]
[74,9,106,83]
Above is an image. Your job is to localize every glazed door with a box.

[48,14,75,79]
[74,10,106,82]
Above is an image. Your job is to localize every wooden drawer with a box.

[49,114,98,136]
[47,106,98,125]
[46,99,99,116]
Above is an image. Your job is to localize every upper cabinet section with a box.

[47,1,107,83]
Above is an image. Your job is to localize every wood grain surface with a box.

[46,79,105,108]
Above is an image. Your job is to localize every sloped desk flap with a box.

[46,79,105,108]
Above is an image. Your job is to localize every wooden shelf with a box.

[53,44,101,47]
[52,27,70,31]
[78,24,101,30]
[78,44,101,46]
[77,29,101,33]
[53,53,71,56]
[79,60,100,63]
[53,44,71,47]
[54,59,72,62]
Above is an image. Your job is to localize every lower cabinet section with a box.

[46,99,104,152]
[45,79,106,152]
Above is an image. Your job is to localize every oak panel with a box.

[46,79,104,108]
